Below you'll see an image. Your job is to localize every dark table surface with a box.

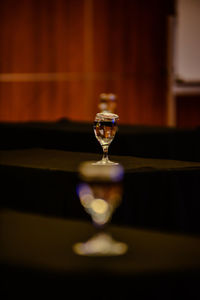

[1,120,200,162]
[1,210,200,299]
[1,148,200,172]
[1,149,200,235]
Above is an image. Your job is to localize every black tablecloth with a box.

[1,120,200,162]
[1,210,200,299]
[1,149,200,235]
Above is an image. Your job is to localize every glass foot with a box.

[92,160,118,166]
[73,233,128,256]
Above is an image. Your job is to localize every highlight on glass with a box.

[73,161,128,256]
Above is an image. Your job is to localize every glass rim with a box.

[95,112,119,120]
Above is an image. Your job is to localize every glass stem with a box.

[102,145,109,163]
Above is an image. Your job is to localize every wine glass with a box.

[93,111,119,165]
[73,161,128,256]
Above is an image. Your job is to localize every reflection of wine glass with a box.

[93,112,119,165]
[73,161,128,256]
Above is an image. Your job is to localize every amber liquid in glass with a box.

[93,121,117,146]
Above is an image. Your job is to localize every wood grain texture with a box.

[0,0,173,125]
[0,0,85,73]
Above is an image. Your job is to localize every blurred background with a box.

[0,0,199,127]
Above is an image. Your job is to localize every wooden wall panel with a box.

[92,0,168,125]
[0,81,88,121]
[0,0,85,73]
[176,96,200,128]
[0,0,173,125]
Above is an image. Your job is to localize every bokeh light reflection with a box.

[73,162,128,256]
